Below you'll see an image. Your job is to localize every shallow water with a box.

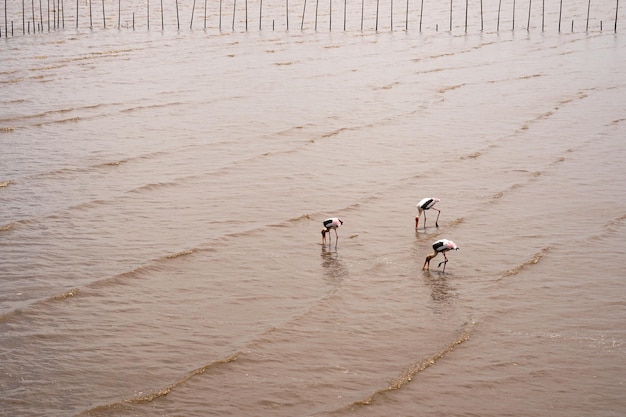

[1,1,626,416]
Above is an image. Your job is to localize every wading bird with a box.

[416,197,441,229]
[423,239,459,272]
[321,218,343,246]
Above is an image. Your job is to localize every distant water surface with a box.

[1,2,626,416]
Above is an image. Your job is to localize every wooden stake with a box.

[375,0,379,31]
[358,0,365,32]
[405,0,408,30]
[480,0,483,31]
[419,0,423,32]
[497,0,501,31]
[191,0,196,29]
[512,0,515,30]
[231,0,235,30]
[464,0,468,32]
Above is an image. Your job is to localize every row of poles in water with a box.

[0,0,620,37]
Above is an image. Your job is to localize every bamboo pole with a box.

[512,0,516,30]
[314,0,318,30]
[464,0,468,32]
[405,0,408,30]
[615,0,619,32]
[586,0,591,32]
[527,0,531,30]
[191,0,196,28]
[161,0,163,29]
[558,0,562,32]
[391,0,393,31]
[360,0,363,30]
[259,0,262,30]
[301,0,306,29]
[146,0,148,30]
[449,0,452,31]
[176,0,180,30]
[102,0,105,28]
[497,0,501,31]
[329,0,331,30]
[286,0,289,30]
[231,0,235,30]
[419,0,423,31]
[375,0,379,31]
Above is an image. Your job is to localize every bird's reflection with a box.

[320,246,348,284]
[422,271,457,314]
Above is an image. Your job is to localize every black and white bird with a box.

[321,218,343,245]
[415,197,441,229]
[422,239,459,272]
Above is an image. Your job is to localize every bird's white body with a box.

[432,239,458,253]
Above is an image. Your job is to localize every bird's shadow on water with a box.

[320,245,348,285]
[422,270,458,314]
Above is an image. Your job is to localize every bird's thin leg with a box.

[434,208,441,227]
[438,253,449,268]
[423,212,427,229]
[334,229,339,248]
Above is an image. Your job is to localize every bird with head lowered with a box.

[423,239,459,272]
[416,197,441,229]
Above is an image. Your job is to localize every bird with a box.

[321,218,343,246]
[416,197,441,229]
[422,239,459,272]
